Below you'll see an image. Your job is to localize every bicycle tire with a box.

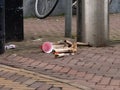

[35,0,59,19]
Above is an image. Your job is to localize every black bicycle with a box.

[35,0,112,19]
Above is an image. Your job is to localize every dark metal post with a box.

[65,0,72,37]
[77,0,82,41]
[5,0,24,42]
[0,0,5,54]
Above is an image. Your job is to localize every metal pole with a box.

[77,0,82,41]
[65,0,72,37]
[5,0,24,41]
[77,0,109,47]
[0,0,5,54]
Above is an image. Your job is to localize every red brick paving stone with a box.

[85,82,96,88]
[76,71,86,78]
[83,62,94,68]
[92,85,106,90]
[23,79,36,85]
[1,72,16,79]
[98,56,108,62]
[79,51,89,57]
[114,51,120,55]
[58,73,72,79]
[106,57,115,63]
[72,54,84,60]
[0,85,4,89]
[114,59,120,64]
[99,77,111,85]
[8,74,23,81]
[15,76,31,84]
[49,87,62,90]
[68,59,79,65]
[29,60,42,67]
[112,54,120,59]
[91,63,102,70]
[95,87,114,90]
[29,81,44,89]
[68,69,78,76]
[36,84,53,90]
[59,67,71,73]
[61,57,73,64]
[86,69,100,75]
[43,69,55,75]
[91,75,103,83]
[17,57,29,63]
[37,62,48,68]
[44,64,56,70]
[111,63,120,69]
[73,79,96,88]
[12,56,23,61]
[52,66,63,72]
[107,68,118,74]
[0,87,12,90]
[4,73,16,79]
[76,61,85,66]
[99,66,110,72]
[94,88,114,90]
[84,73,95,81]
[102,61,113,66]
[110,79,120,86]
[111,55,120,60]
[86,53,95,58]
[91,55,102,62]
[104,86,119,90]
[0,54,9,59]
[23,59,35,65]
[114,87,120,90]
[6,54,17,60]
[0,71,8,76]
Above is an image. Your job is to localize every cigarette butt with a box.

[55,53,70,58]
[53,44,65,49]
[77,42,90,46]
[53,47,72,53]
[64,40,73,47]
[55,53,75,58]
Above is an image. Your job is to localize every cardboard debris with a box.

[41,40,90,58]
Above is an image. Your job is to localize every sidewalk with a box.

[0,64,85,90]
[0,14,120,90]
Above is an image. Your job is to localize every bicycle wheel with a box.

[35,0,59,19]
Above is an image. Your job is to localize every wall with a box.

[109,0,120,13]
[23,0,35,17]
[23,0,120,17]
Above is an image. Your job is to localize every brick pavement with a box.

[0,65,84,90]
[0,14,120,90]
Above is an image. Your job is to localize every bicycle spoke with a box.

[35,0,59,18]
